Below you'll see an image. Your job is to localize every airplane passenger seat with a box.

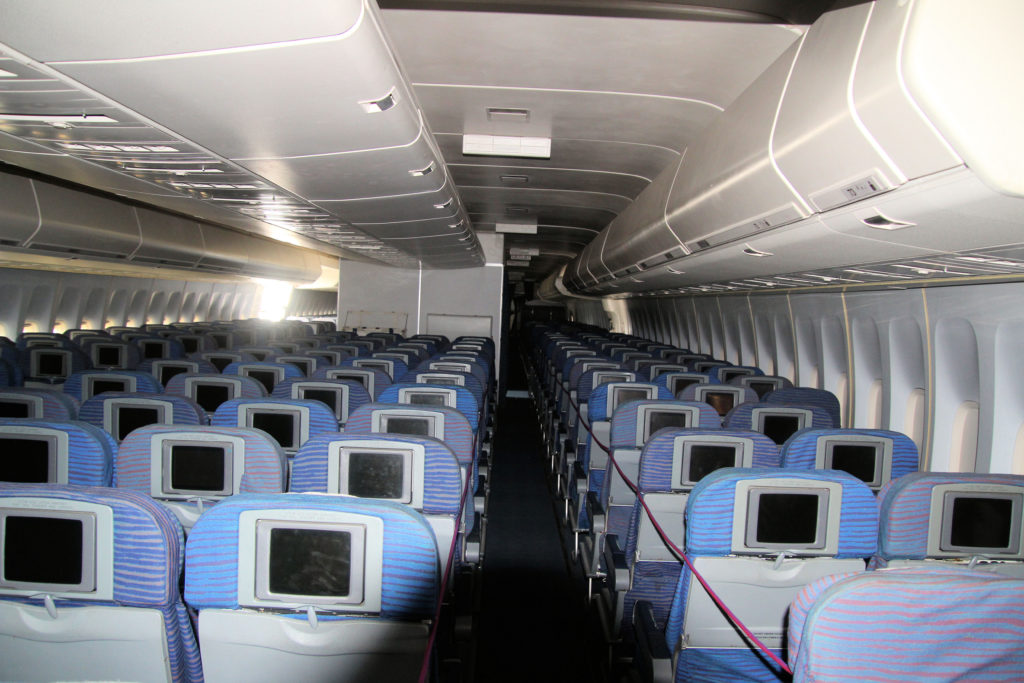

[0,482,202,683]
[0,418,115,486]
[780,427,919,491]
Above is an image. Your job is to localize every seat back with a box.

[292,433,463,572]
[874,471,1024,576]
[316,365,391,399]
[764,387,842,426]
[115,424,286,531]
[781,428,919,490]
[379,383,480,432]
[222,361,303,394]
[678,382,759,420]
[184,493,439,683]
[665,468,877,681]
[272,378,371,426]
[211,398,339,455]
[0,482,201,683]
[0,388,78,420]
[788,567,1024,682]
[78,392,207,442]
[139,358,218,387]
[732,374,793,399]
[0,418,115,486]
[63,370,162,402]
[724,400,835,445]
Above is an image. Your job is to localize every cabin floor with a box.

[464,338,605,681]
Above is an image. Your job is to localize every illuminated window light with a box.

[255,279,293,322]
[0,113,117,124]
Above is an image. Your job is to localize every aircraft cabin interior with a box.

[0,0,1023,681]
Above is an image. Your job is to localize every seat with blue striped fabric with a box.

[380,383,481,433]
[724,401,835,446]
[562,369,638,487]
[79,337,142,370]
[274,354,321,378]
[780,428,918,491]
[115,424,286,531]
[601,429,780,644]
[787,567,1024,682]
[0,418,115,486]
[580,400,721,578]
[192,350,257,372]
[345,402,481,558]
[316,365,392,400]
[763,387,841,427]
[0,388,79,419]
[184,493,439,682]
[20,344,91,383]
[731,374,794,400]
[346,355,408,382]
[677,383,759,420]
[571,381,672,535]
[873,471,1024,576]
[658,468,877,682]
[211,398,338,455]
[78,392,207,442]
[0,482,202,683]
[222,361,303,395]
[653,371,711,399]
[708,365,764,384]
[62,370,162,403]
[403,369,484,408]
[132,335,188,360]
[165,372,267,416]
[138,358,219,387]
[271,378,371,427]
[291,433,464,572]
[234,346,280,362]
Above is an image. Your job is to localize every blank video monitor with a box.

[753,407,812,445]
[671,435,751,489]
[745,378,784,400]
[667,373,709,398]
[399,387,455,409]
[815,435,893,490]
[30,349,71,380]
[609,384,655,413]
[416,373,463,387]
[355,360,393,379]
[156,436,237,499]
[638,405,694,444]
[210,333,230,350]
[242,366,284,394]
[927,485,1024,561]
[244,406,306,451]
[203,353,239,373]
[177,336,201,354]
[374,410,440,439]
[695,386,741,417]
[592,372,631,389]
[0,432,61,483]
[333,444,416,504]
[0,506,101,595]
[278,357,313,377]
[0,394,40,418]
[295,383,349,423]
[720,368,754,383]
[693,361,728,373]
[105,399,170,442]
[156,361,195,386]
[732,479,841,556]
[186,377,240,413]
[140,339,169,360]
[270,342,299,354]
[238,512,382,612]
[84,375,136,400]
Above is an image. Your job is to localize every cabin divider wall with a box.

[0,267,259,337]
[618,281,1024,476]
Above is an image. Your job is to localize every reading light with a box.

[409,163,435,177]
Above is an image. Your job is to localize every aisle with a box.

[472,352,601,681]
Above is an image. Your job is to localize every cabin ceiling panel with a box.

[381,9,802,106]
[457,186,630,216]
[449,164,649,201]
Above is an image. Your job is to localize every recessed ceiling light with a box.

[0,113,117,124]
[463,134,551,159]
[500,175,529,185]
[486,108,530,123]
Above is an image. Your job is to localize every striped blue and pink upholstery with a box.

[314,365,392,399]
[165,372,267,401]
[137,358,219,379]
[610,400,721,449]
[271,378,371,423]
[724,401,835,433]
[874,471,1024,567]
[62,370,162,402]
[78,392,207,437]
[0,388,79,419]
[664,468,878,682]
[708,365,764,383]
[115,424,286,494]
[210,397,339,446]
[184,492,440,620]
[0,418,115,486]
[0,482,202,683]
[221,361,303,388]
[788,567,1024,681]
[380,383,480,432]
[781,428,919,482]
[764,387,841,427]
[345,403,475,468]
[677,382,759,406]
[290,433,463,518]
[618,430,780,636]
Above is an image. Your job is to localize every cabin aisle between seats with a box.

[472,345,603,682]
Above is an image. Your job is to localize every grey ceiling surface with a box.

[0,0,809,280]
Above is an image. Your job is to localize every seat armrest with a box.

[586,490,606,536]
[603,534,630,592]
